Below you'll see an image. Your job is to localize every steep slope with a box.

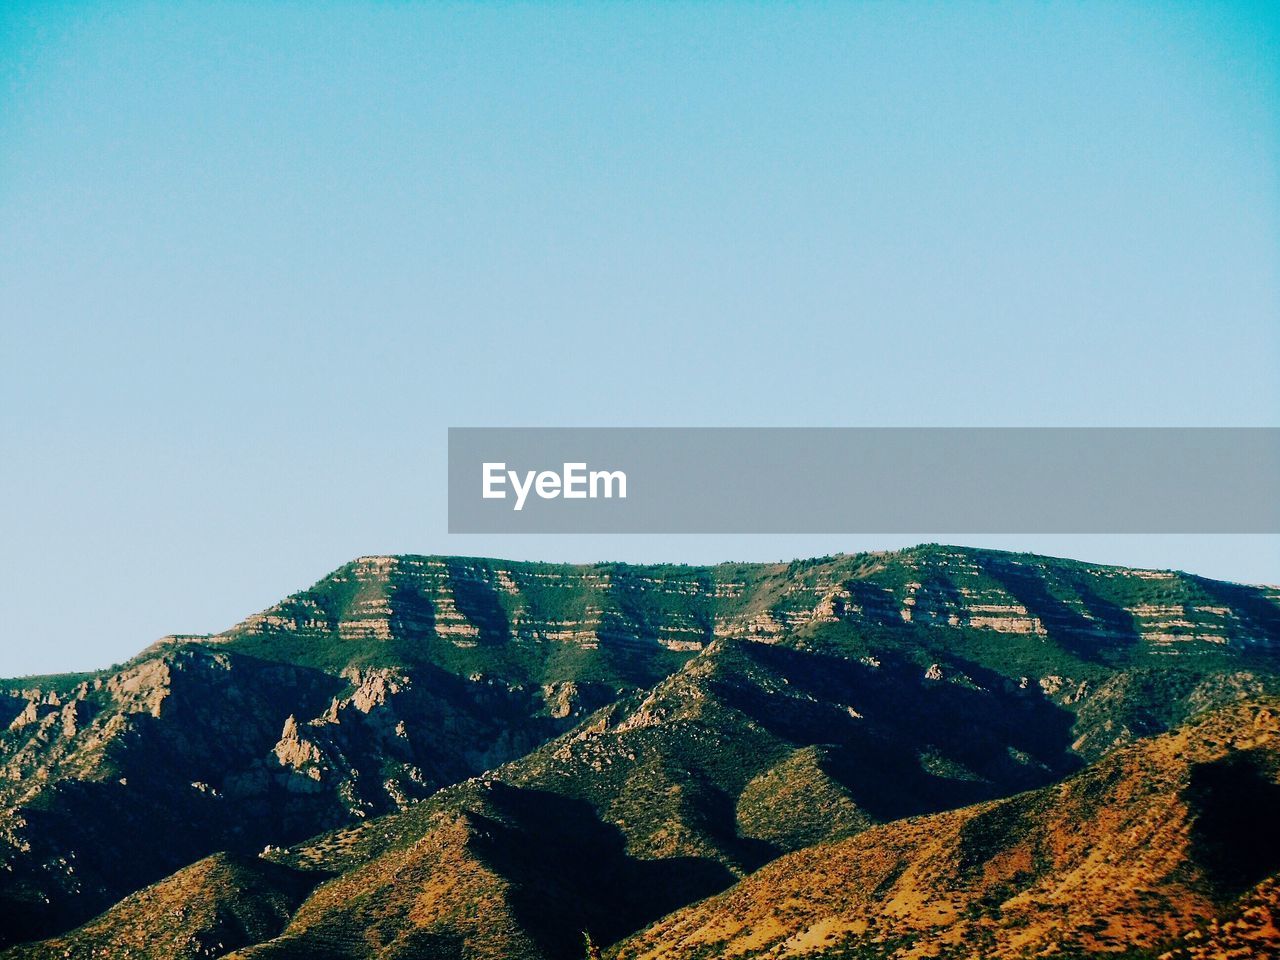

[0,650,339,947]
[173,628,1276,959]
[2,854,320,960]
[499,636,1082,868]
[225,782,693,960]
[23,674,1280,960]
[611,700,1280,960]
[2,546,1277,951]
[207,632,1084,959]
[0,645,619,948]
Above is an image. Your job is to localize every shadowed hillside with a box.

[4,854,322,960]
[611,700,1280,960]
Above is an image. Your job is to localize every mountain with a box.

[1,546,1277,956]
[610,698,1280,960]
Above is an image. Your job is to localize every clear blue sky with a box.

[2,2,1278,677]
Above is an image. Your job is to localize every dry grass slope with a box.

[611,700,1280,960]
[2,854,320,960]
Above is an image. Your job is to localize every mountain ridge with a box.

[2,544,1278,955]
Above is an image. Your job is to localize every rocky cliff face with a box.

[211,550,1280,670]
[0,650,338,946]
[0,646,617,947]
[0,545,1277,954]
